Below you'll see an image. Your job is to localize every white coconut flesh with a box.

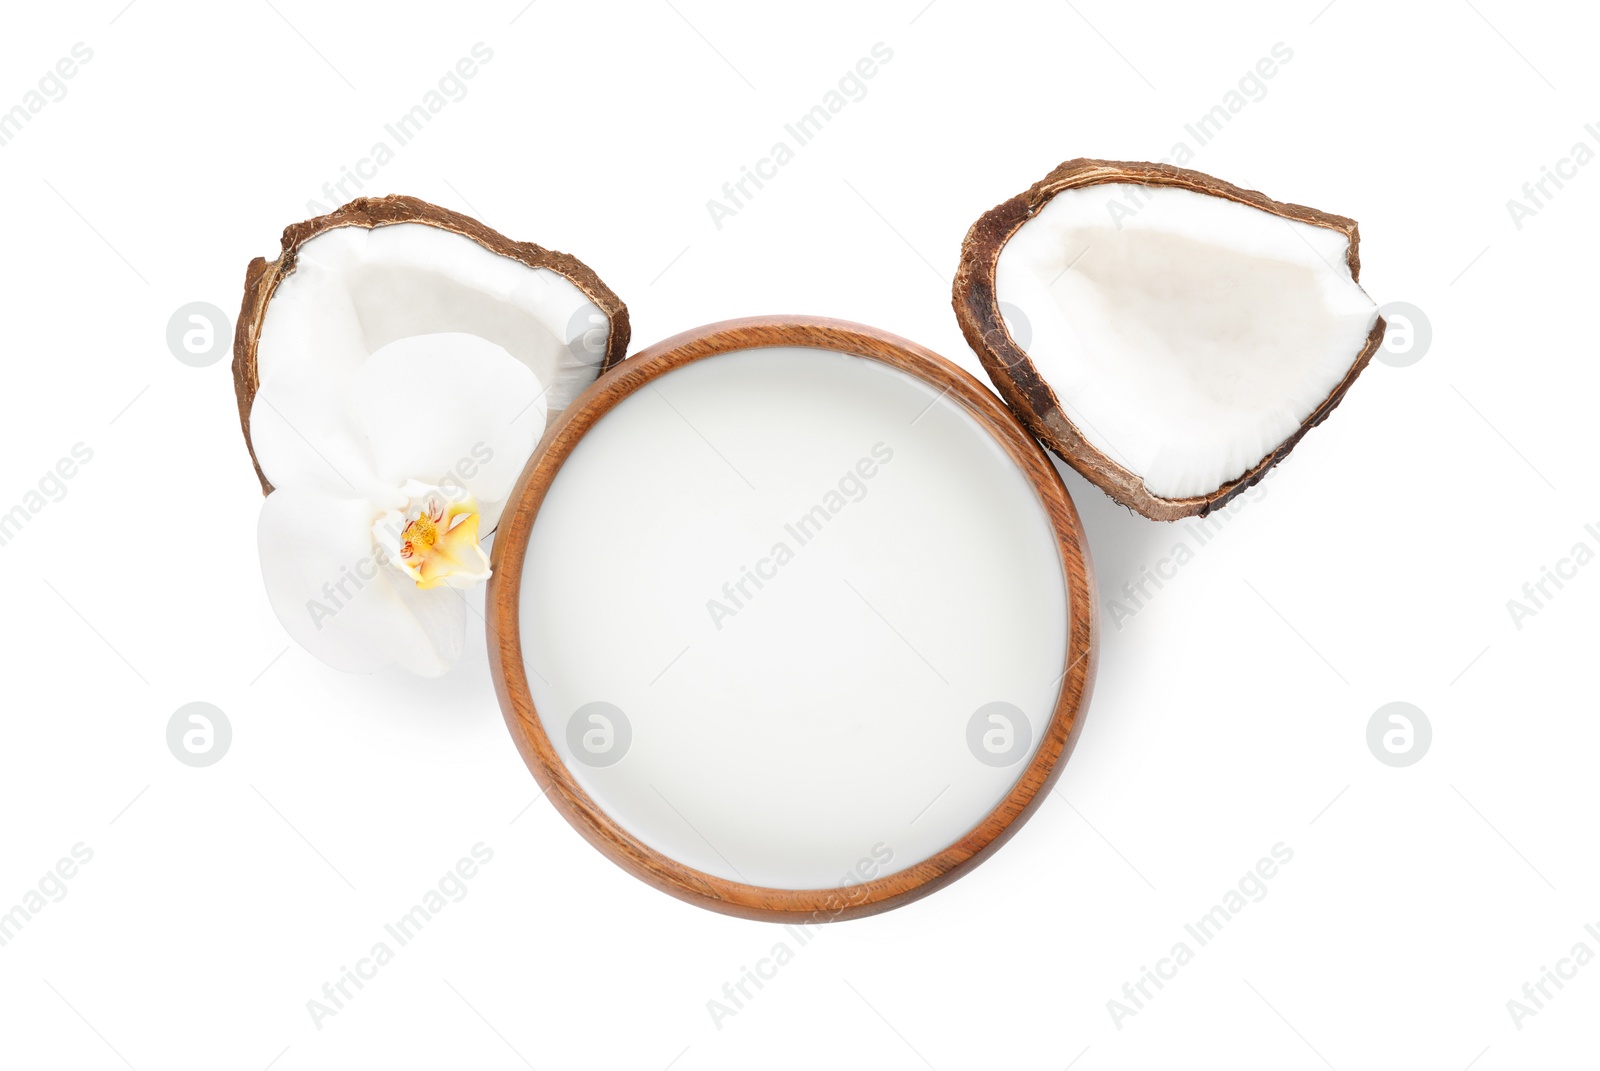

[250,221,610,501]
[995,184,1379,500]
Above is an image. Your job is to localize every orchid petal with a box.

[258,486,467,676]
[350,332,545,527]
[249,369,381,498]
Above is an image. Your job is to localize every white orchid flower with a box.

[250,332,546,676]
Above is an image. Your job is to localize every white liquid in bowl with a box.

[516,346,1070,890]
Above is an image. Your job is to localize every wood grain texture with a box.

[230,194,631,496]
[487,316,1098,922]
[953,158,1386,522]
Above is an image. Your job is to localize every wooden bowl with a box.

[488,316,1096,921]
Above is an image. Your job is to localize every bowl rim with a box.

[487,315,1098,922]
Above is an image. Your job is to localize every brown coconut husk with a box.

[232,195,631,495]
[953,158,1385,521]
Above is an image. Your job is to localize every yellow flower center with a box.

[403,513,439,550]
[390,492,490,590]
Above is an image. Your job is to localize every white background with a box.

[1,0,1596,1068]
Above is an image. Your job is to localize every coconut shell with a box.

[953,158,1386,521]
[232,195,631,496]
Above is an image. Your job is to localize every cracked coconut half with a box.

[954,159,1385,521]
[232,196,629,675]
